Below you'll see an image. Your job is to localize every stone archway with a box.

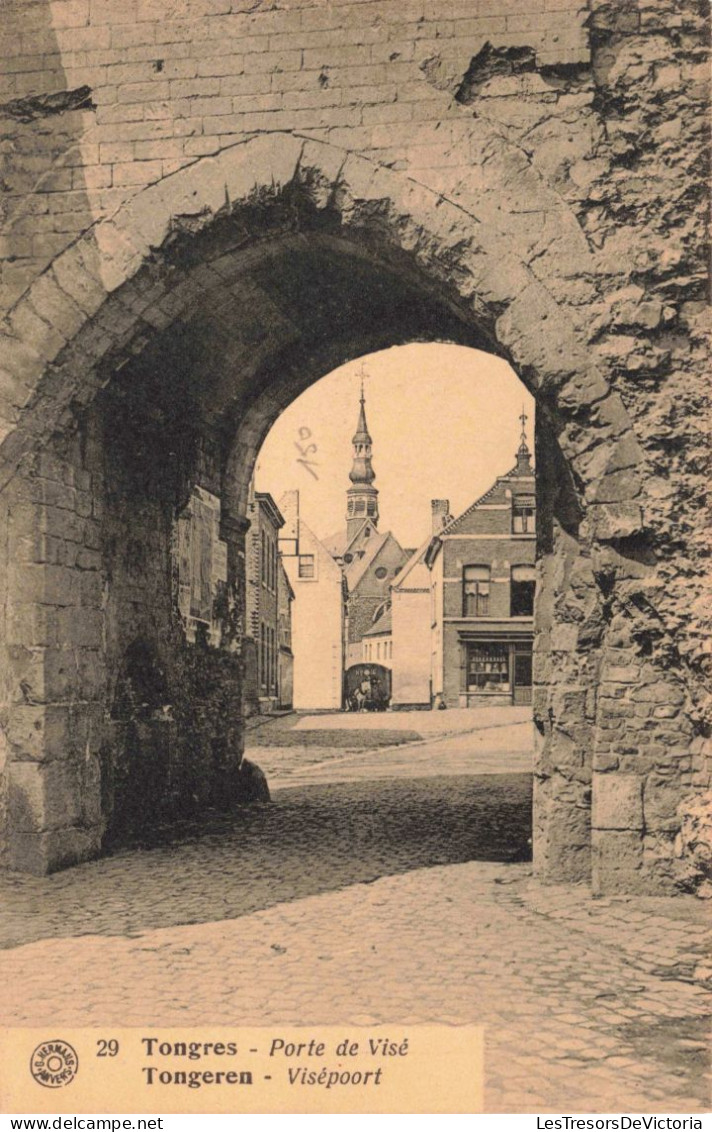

[0,134,697,895]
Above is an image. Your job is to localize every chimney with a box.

[431,499,450,534]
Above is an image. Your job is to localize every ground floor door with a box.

[513,648,533,706]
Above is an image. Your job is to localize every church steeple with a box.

[346,366,379,542]
[514,407,534,475]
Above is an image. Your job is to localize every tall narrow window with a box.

[298,554,315,579]
[511,564,536,616]
[512,499,535,533]
[463,566,490,616]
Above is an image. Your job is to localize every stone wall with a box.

[0,362,250,871]
[0,438,105,871]
[0,0,708,892]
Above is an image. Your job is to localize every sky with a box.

[254,343,535,550]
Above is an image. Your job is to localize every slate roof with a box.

[362,602,392,637]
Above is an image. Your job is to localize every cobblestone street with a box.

[1,717,710,1113]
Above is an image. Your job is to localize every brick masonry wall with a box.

[0,0,588,309]
[442,537,536,620]
[0,0,708,893]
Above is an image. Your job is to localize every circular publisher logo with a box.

[30,1039,79,1088]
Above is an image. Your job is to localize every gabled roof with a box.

[440,463,534,537]
[322,517,371,560]
[343,529,391,590]
[392,535,431,590]
[322,528,349,557]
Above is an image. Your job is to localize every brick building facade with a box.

[244,485,288,714]
[427,422,536,709]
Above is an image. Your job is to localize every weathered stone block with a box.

[26,270,86,347]
[604,665,640,684]
[533,790,591,884]
[6,704,72,762]
[643,774,684,833]
[593,752,620,772]
[6,603,59,647]
[593,773,643,831]
[8,563,80,607]
[7,826,101,875]
[590,502,644,539]
[8,760,83,832]
[217,133,303,209]
[592,829,643,895]
[56,608,104,648]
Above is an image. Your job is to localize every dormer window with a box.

[512,499,535,533]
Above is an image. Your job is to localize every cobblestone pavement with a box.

[0,774,531,950]
[1,720,709,1113]
[0,863,709,1113]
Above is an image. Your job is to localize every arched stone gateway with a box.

[0,119,706,893]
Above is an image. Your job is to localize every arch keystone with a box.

[216,133,304,205]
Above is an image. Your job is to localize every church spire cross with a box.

[515,406,534,475]
[351,364,373,447]
[358,361,367,404]
[346,365,379,538]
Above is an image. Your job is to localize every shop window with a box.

[511,565,536,616]
[466,643,510,693]
[463,566,490,616]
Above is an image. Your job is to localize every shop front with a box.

[458,630,533,708]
